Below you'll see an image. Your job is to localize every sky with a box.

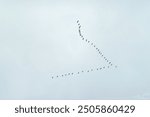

[0,0,150,99]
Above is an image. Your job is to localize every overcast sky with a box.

[0,0,150,99]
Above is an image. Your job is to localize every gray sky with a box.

[0,0,150,99]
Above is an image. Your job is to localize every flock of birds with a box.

[51,20,117,79]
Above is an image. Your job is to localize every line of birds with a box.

[51,20,117,79]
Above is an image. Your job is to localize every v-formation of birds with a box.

[51,20,117,79]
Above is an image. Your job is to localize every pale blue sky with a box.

[0,0,150,99]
